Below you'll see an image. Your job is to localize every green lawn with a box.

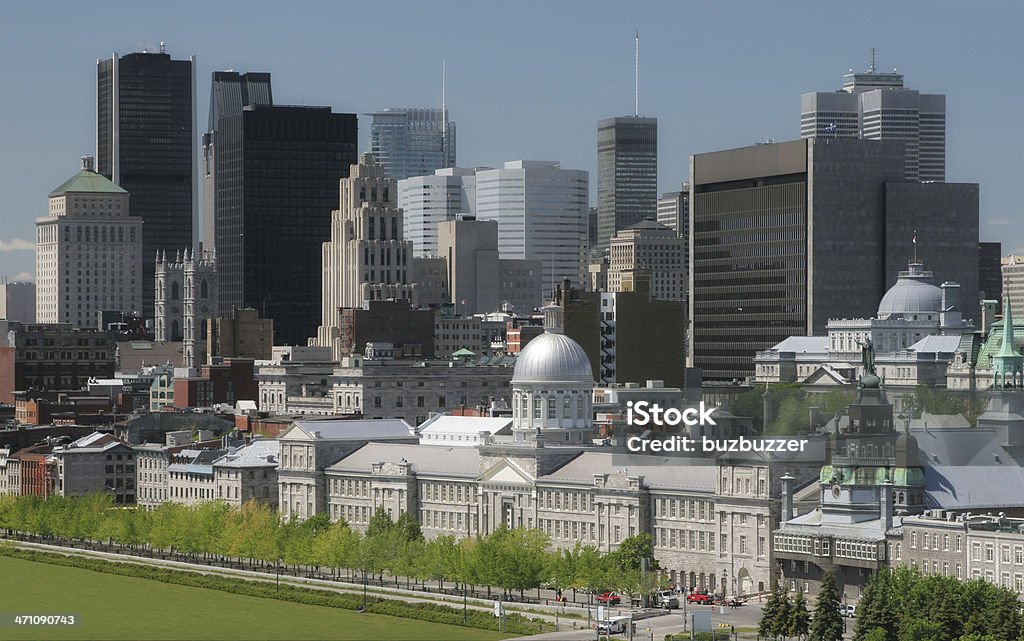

[0,556,509,641]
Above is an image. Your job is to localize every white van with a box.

[597,616,630,634]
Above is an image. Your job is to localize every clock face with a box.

[831,484,842,498]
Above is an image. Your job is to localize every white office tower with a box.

[801,59,945,182]
[398,168,477,258]
[474,161,589,297]
[315,154,414,351]
[35,156,142,327]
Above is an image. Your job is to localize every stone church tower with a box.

[155,249,218,368]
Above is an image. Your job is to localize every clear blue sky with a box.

[1,0,1021,281]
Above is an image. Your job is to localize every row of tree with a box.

[853,566,1021,641]
[759,569,842,641]
[0,494,660,601]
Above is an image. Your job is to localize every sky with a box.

[1,0,1022,281]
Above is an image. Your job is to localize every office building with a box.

[559,275,686,387]
[36,156,142,328]
[978,241,1002,304]
[1004,256,1024,317]
[475,161,589,297]
[97,48,196,320]
[656,188,689,236]
[367,107,455,181]
[437,217,543,316]
[334,300,434,360]
[314,154,414,355]
[398,168,477,257]
[202,71,273,253]
[207,307,273,362]
[596,117,658,253]
[0,281,35,323]
[689,138,978,381]
[215,105,357,345]
[607,219,687,301]
[801,62,945,182]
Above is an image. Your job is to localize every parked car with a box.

[654,590,680,609]
[597,616,630,634]
[597,591,622,605]
[687,591,714,604]
[724,597,746,608]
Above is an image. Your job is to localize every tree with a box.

[760,583,786,639]
[366,507,395,538]
[856,569,897,641]
[312,520,358,578]
[395,510,423,543]
[611,533,655,572]
[808,570,844,641]
[900,619,942,641]
[789,589,811,640]
[775,593,793,639]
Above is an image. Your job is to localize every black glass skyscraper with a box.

[97,47,196,322]
[215,105,357,345]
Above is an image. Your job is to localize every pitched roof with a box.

[914,427,1024,510]
[213,439,280,468]
[287,418,414,440]
[49,170,127,197]
[767,336,829,354]
[417,415,512,435]
[540,451,718,492]
[326,443,480,478]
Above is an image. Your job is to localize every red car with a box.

[596,591,621,605]
[687,591,713,604]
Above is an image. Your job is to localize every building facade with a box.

[475,161,589,296]
[367,108,455,181]
[607,219,687,302]
[801,63,945,182]
[398,168,477,258]
[53,432,137,504]
[36,156,141,328]
[596,117,658,253]
[0,281,36,323]
[154,249,217,368]
[215,105,357,345]
[213,438,280,507]
[97,48,196,320]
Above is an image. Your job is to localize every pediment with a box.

[478,458,534,485]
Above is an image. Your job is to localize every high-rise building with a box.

[656,187,689,237]
[979,241,1003,303]
[607,219,687,302]
[202,71,273,254]
[367,108,455,181]
[36,156,142,328]
[96,47,196,321]
[596,117,658,253]
[801,61,946,182]
[1003,256,1024,317]
[475,161,589,297]
[215,105,357,346]
[437,217,543,316]
[398,168,477,257]
[315,154,414,356]
[0,282,35,323]
[690,138,977,381]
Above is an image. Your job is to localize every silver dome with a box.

[877,263,941,318]
[512,331,593,384]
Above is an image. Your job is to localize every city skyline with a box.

[1,1,1022,281]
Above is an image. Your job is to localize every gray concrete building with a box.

[213,438,279,507]
[0,281,35,323]
[52,432,136,504]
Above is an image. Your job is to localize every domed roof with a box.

[877,262,942,318]
[512,331,593,385]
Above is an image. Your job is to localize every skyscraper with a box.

[36,156,142,328]
[202,71,273,254]
[367,108,455,181]
[801,60,946,182]
[398,167,477,257]
[96,47,196,321]
[215,105,357,345]
[596,117,658,253]
[475,161,589,296]
[689,138,978,381]
[315,154,414,358]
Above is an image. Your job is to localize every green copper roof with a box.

[976,316,1024,367]
[49,170,127,197]
[452,348,477,357]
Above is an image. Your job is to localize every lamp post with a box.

[276,558,283,592]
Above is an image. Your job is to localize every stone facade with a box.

[154,249,217,368]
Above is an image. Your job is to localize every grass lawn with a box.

[0,556,510,641]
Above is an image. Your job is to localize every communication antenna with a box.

[634,31,640,117]
[869,47,877,73]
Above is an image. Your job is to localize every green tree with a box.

[856,569,897,641]
[776,593,794,639]
[311,520,358,579]
[366,507,395,538]
[611,532,655,572]
[395,510,423,543]
[808,570,844,641]
[760,583,786,639]
[900,619,942,641]
[790,589,811,640]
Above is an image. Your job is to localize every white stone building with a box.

[398,168,478,258]
[314,154,414,353]
[35,156,142,328]
[213,438,279,507]
[167,448,225,505]
[154,248,217,368]
[417,415,513,446]
[607,218,687,301]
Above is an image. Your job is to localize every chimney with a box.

[940,282,961,331]
[781,473,794,522]
[880,479,894,532]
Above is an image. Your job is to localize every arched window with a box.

[200,279,208,298]
[171,320,180,341]
[172,281,180,300]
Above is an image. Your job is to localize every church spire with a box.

[994,293,1023,388]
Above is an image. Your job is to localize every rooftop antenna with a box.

[634,30,640,117]
[160,41,166,54]
[913,229,918,263]
[869,47,877,73]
